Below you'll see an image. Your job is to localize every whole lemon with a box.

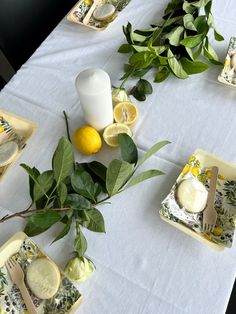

[73,126,102,155]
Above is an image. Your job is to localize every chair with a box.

[0,0,78,89]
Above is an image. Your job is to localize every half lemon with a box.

[103,123,132,147]
[113,101,138,126]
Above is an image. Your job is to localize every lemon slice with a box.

[26,258,61,299]
[0,141,19,167]
[103,123,132,147]
[113,102,138,126]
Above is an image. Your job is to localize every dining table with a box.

[0,0,236,313]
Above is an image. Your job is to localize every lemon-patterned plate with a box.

[0,233,82,314]
[160,149,236,250]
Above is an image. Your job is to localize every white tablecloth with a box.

[1,0,236,313]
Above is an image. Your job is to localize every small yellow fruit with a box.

[73,126,102,155]
[188,155,196,163]
[114,101,138,126]
[103,123,132,147]
[213,227,223,236]
[0,125,4,132]
[206,170,212,179]
[218,174,226,180]
[191,166,199,177]
[182,164,190,175]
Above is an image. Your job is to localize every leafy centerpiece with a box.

[0,132,169,279]
[117,0,224,101]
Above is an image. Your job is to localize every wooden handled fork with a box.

[6,257,37,314]
[202,166,218,233]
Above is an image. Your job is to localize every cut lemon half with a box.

[0,141,19,167]
[103,123,132,147]
[113,101,138,126]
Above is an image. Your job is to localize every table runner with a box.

[1,0,236,313]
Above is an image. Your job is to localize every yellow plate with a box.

[160,149,236,251]
[0,110,37,181]
[0,232,83,313]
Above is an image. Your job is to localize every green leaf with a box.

[214,30,224,42]
[122,22,133,44]
[129,52,155,69]
[65,194,91,210]
[74,228,87,257]
[131,32,147,42]
[130,86,146,101]
[57,182,67,206]
[137,79,153,95]
[84,208,105,233]
[106,159,135,196]
[181,57,208,74]
[71,170,96,202]
[154,66,170,83]
[183,14,197,31]
[194,16,208,34]
[126,169,164,189]
[118,44,133,53]
[21,164,53,202]
[132,67,152,78]
[29,167,40,201]
[193,43,203,59]
[132,45,166,55]
[180,34,204,48]
[52,217,72,243]
[203,37,220,63]
[52,137,74,184]
[118,133,138,165]
[183,2,195,13]
[138,140,170,166]
[167,49,188,79]
[94,182,102,198]
[24,210,61,236]
[204,0,212,15]
[165,26,184,46]
[86,161,107,182]
[33,170,54,202]
[184,0,211,10]
[207,13,224,41]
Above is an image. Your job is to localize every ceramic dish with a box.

[218,37,236,87]
[0,110,37,181]
[0,232,82,313]
[67,0,131,31]
[160,149,236,251]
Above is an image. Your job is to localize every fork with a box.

[202,166,219,233]
[6,257,37,314]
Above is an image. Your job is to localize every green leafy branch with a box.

[0,134,170,258]
[118,0,224,101]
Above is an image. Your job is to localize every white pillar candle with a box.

[75,68,113,131]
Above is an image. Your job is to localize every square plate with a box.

[0,232,82,313]
[218,37,236,87]
[160,149,236,251]
[0,110,37,181]
[67,0,131,31]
